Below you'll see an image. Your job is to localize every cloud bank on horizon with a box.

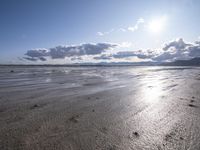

[24,43,117,62]
[24,38,200,64]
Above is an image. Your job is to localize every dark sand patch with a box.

[99,127,108,134]
[165,131,176,141]
[30,103,47,110]
[188,104,198,108]
[190,99,195,103]
[128,131,140,140]
[133,131,139,137]
[68,115,80,123]
[30,104,39,109]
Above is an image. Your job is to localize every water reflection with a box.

[128,71,168,145]
[141,74,164,104]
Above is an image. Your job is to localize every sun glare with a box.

[148,16,167,33]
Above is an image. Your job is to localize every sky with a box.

[1,0,200,64]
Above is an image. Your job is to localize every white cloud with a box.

[97,29,114,36]
[127,18,144,32]
[97,32,104,36]
[119,42,133,48]
[127,26,137,32]
[97,17,145,36]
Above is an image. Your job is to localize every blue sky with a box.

[1,0,200,64]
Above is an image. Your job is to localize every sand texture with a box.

[0,66,200,150]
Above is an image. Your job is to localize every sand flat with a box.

[0,66,200,150]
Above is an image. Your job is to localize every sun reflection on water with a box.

[141,75,164,104]
[132,72,167,142]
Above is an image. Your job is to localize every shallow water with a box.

[0,66,200,150]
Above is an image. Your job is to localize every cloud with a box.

[25,49,49,57]
[118,42,133,48]
[23,57,38,61]
[23,56,47,61]
[39,57,47,61]
[113,50,154,59]
[25,43,117,61]
[97,32,104,36]
[113,38,200,62]
[162,38,191,51]
[106,38,200,62]
[97,18,144,36]
[24,38,200,63]
[152,38,200,61]
[93,54,112,60]
[127,18,144,32]
[70,57,82,61]
[97,29,115,36]
[187,43,200,57]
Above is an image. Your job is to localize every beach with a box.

[0,66,200,150]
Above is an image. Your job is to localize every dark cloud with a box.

[26,49,49,57]
[93,54,112,60]
[23,56,46,61]
[113,50,154,59]
[39,57,47,61]
[113,51,136,58]
[152,52,176,62]
[187,44,200,57]
[23,57,38,61]
[25,43,117,61]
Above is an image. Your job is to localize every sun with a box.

[148,16,167,33]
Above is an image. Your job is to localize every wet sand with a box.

[0,66,200,150]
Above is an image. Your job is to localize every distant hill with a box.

[162,57,200,66]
